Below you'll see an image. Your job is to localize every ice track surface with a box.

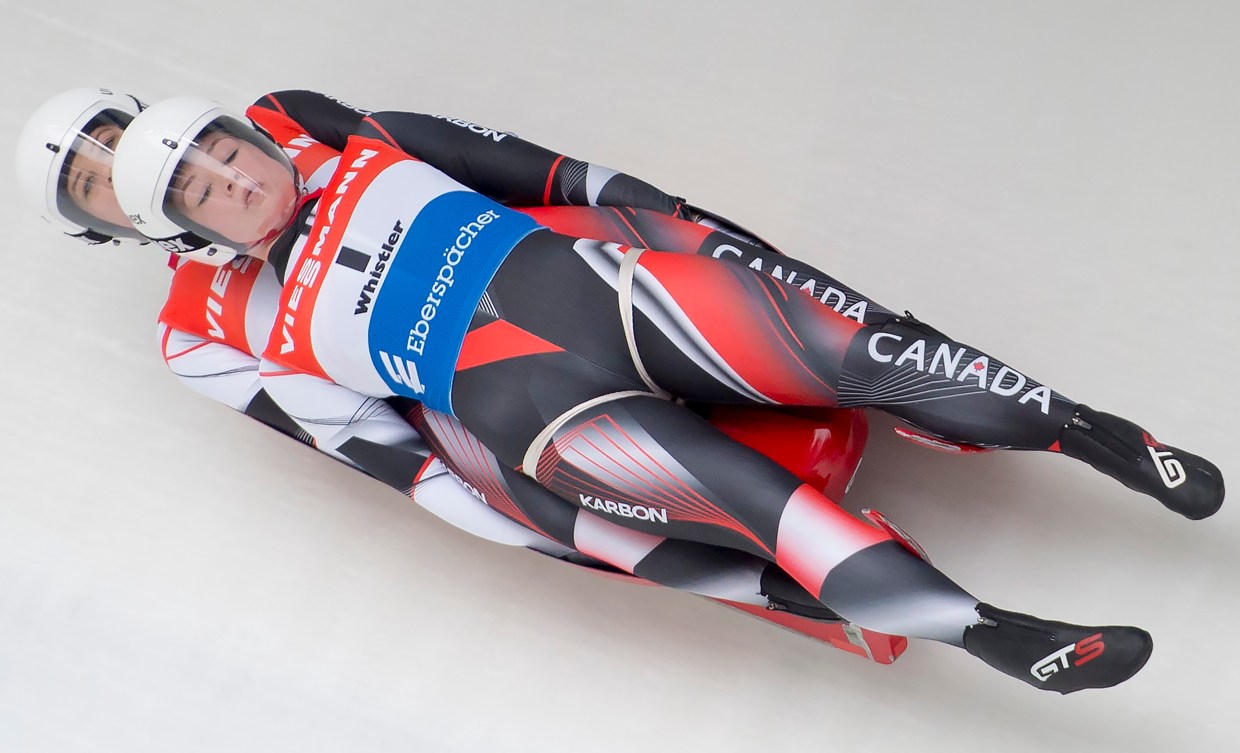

[2,2,1238,751]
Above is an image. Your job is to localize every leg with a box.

[399,399,843,616]
[520,392,1152,693]
[625,248,1224,518]
[528,394,979,641]
[457,239,1155,690]
[449,275,960,634]
[519,204,896,326]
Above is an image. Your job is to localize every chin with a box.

[259,203,295,240]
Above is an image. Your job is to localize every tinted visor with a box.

[56,108,143,240]
[163,116,297,250]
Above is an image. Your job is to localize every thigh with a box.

[478,229,644,385]
[451,346,646,469]
[631,249,865,405]
[451,230,652,465]
[530,393,862,561]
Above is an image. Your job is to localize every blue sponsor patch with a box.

[367,191,539,413]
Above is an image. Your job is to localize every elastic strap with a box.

[617,248,668,396]
[521,390,659,480]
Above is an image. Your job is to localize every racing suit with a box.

[248,95,1001,643]
[155,91,855,619]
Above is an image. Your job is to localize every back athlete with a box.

[110,95,1227,692]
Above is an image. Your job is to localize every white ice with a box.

[1,2,1238,751]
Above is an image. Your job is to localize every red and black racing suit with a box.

[244,90,845,620]
[250,91,994,643]
[251,90,1216,647]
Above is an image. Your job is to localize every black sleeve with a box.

[250,89,374,151]
[359,110,684,215]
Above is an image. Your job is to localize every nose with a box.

[213,171,243,202]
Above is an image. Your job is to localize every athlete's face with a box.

[64,123,128,227]
[170,131,297,246]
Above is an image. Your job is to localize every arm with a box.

[250,90,372,151]
[253,90,681,213]
[159,322,315,442]
[256,359,572,554]
[159,314,568,550]
[358,110,683,214]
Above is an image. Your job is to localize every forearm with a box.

[160,323,263,410]
[360,111,682,214]
[159,323,324,450]
[257,361,428,488]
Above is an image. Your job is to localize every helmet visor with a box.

[56,108,144,240]
[164,116,298,249]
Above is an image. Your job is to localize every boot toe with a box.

[1154,450,1225,520]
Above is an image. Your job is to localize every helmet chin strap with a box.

[70,228,116,245]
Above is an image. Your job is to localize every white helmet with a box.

[16,87,148,243]
[114,96,298,265]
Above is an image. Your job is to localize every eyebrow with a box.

[172,133,227,195]
[68,164,85,200]
[172,168,192,194]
